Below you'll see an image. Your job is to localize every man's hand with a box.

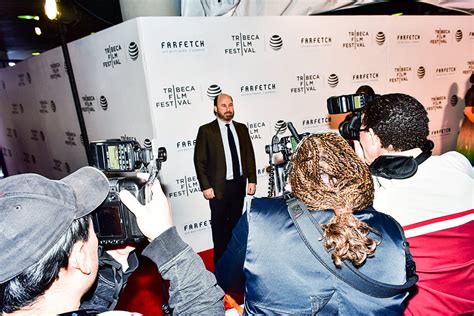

[247,183,256,195]
[353,140,366,162]
[203,188,215,200]
[120,180,173,241]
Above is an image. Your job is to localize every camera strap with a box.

[284,193,418,298]
[369,140,434,180]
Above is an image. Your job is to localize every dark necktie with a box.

[226,123,240,179]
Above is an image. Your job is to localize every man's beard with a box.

[217,110,234,121]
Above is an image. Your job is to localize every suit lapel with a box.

[211,119,226,160]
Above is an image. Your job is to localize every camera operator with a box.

[0,167,225,315]
[354,93,474,314]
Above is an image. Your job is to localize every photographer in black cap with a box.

[0,166,224,315]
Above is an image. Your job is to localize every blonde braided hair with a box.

[288,133,378,267]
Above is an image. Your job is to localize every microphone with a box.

[287,122,301,143]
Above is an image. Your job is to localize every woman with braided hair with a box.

[215,132,416,315]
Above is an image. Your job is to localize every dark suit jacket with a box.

[194,119,257,199]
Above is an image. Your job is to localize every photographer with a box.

[355,93,474,314]
[0,167,224,315]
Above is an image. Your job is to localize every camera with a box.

[265,121,309,197]
[90,137,167,245]
[327,93,378,140]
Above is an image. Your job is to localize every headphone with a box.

[369,140,434,179]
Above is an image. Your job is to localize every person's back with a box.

[242,197,408,315]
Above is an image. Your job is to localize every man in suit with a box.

[194,93,257,263]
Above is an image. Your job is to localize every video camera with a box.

[326,93,378,140]
[265,121,309,197]
[90,137,167,245]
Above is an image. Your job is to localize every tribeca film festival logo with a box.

[269,35,283,50]
[225,33,260,55]
[155,85,196,108]
[430,29,450,45]
[23,153,36,165]
[2,147,12,158]
[247,121,267,140]
[240,83,276,96]
[102,44,123,68]
[49,62,62,80]
[300,35,332,48]
[6,128,17,138]
[11,103,24,115]
[81,95,96,113]
[290,73,321,94]
[342,30,370,49]
[17,72,31,86]
[353,72,379,83]
[301,116,332,130]
[160,39,205,54]
[168,175,200,199]
[427,96,446,112]
[176,138,196,152]
[435,66,456,76]
[65,131,78,146]
[327,74,338,88]
[463,60,474,75]
[31,129,45,142]
[53,159,71,173]
[396,33,421,44]
[389,66,412,83]
[39,100,57,113]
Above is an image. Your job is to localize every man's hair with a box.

[213,93,233,108]
[362,93,429,151]
[1,215,91,313]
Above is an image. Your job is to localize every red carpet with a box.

[116,248,216,315]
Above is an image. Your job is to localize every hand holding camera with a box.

[120,179,173,241]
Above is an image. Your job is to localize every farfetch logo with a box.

[207,84,222,99]
[353,72,379,83]
[342,30,369,49]
[99,96,108,111]
[417,66,426,79]
[435,66,456,76]
[168,175,200,198]
[302,116,331,130]
[450,95,458,106]
[269,35,283,50]
[183,220,211,234]
[431,127,451,136]
[160,39,205,53]
[225,33,260,55]
[427,96,446,111]
[300,35,332,48]
[102,44,123,68]
[128,42,139,60]
[455,30,463,42]
[81,95,96,113]
[65,131,77,146]
[155,85,196,108]
[327,74,339,88]
[246,121,267,140]
[375,32,385,45]
[396,33,421,44]
[463,60,474,75]
[11,103,24,114]
[430,29,450,45]
[389,66,412,83]
[290,73,321,94]
[176,139,196,152]
[50,62,62,80]
[240,83,276,96]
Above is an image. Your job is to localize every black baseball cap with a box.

[0,166,109,283]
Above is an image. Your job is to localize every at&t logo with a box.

[327,74,338,88]
[156,85,196,108]
[225,33,260,55]
[417,66,426,79]
[207,84,222,99]
[269,35,283,50]
[290,73,321,94]
[128,42,139,60]
[455,30,463,42]
[375,32,385,45]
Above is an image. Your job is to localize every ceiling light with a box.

[8,62,16,67]
[35,27,42,36]
[17,15,40,20]
[44,0,58,20]
[32,52,41,56]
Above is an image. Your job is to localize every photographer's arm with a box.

[120,182,225,314]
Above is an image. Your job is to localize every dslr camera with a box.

[90,137,167,245]
[327,93,378,140]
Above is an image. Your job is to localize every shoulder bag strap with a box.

[284,193,418,298]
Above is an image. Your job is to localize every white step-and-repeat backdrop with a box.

[1,16,472,251]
